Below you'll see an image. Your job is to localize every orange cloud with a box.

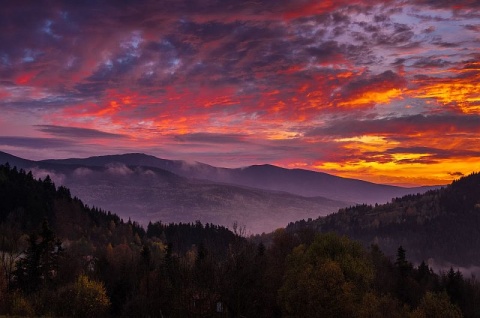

[313,156,479,187]
[337,88,404,108]
[410,62,480,113]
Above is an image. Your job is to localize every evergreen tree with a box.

[12,220,61,293]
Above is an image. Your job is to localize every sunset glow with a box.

[1,1,479,186]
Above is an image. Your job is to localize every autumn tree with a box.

[55,274,110,318]
[411,292,462,318]
[279,233,374,318]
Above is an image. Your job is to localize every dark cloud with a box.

[449,171,464,177]
[333,70,407,102]
[422,26,436,33]
[358,146,480,166]
[1,96,85,112]
[394,157,439,164]
[0,136,71,149]
[306,114,480,137]
[430,36,460,48]
[305,41,342,62]
[385,147,480,159]
[463,24,480,31]
[413,0,480,9]
[35,125,126,139]
[373,28,415,46]
[412,57,452,68]
[392,58,407,66]
[173,133,248,144]
[357,21,381,33]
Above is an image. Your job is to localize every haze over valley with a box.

[0,151,439,233]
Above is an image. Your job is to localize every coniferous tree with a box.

[12,220,61,293]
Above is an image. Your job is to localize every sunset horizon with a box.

[1,1,479,187]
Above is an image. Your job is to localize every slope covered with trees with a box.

[287,172,480,267]
[0,163,244,316]
[1,163,480,317]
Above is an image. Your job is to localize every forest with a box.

[1,163,480,317]
[287,172,480,267]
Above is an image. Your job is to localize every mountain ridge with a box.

[0,150,349,233]
[36,151,440,204]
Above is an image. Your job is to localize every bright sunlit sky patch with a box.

[1,0,479,186]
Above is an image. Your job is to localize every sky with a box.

[0,0,479,187]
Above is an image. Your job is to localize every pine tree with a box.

[12,220,61,293]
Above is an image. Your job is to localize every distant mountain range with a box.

[0,151,438,233]
[40,152,439,203]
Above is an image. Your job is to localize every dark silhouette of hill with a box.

[40,152,439,204]
[0,162,144,244]
[0,151,36,168]
[0,162,243,258]
[287,172,480,268]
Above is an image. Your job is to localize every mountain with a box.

[0,151,348,233]
[287,172,480,269]
[0,161,145,245]
[0,151,37,168]
[40,152,439,204]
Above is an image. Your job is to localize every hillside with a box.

[0,151,348,233]
[40,152,439,204]
[2,163,480,318]
[0,163,247,316]
[66,165,347,234]
[0,163,141,242]
[287,172,480,268]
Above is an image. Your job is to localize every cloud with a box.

[173,133,248,144]
[73,167,93,177]
[306,114,480,138]
[364,146,480,163]
[106,163,133,176]
[413,0,480,9]
[36,125,126,139]
[463,24,480,31]
[412,57,452,68]
[410,62,480,113]
[0,136,71,148]
[331,70,407,108]
[448,171,464,177]
[30,167,66,185]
